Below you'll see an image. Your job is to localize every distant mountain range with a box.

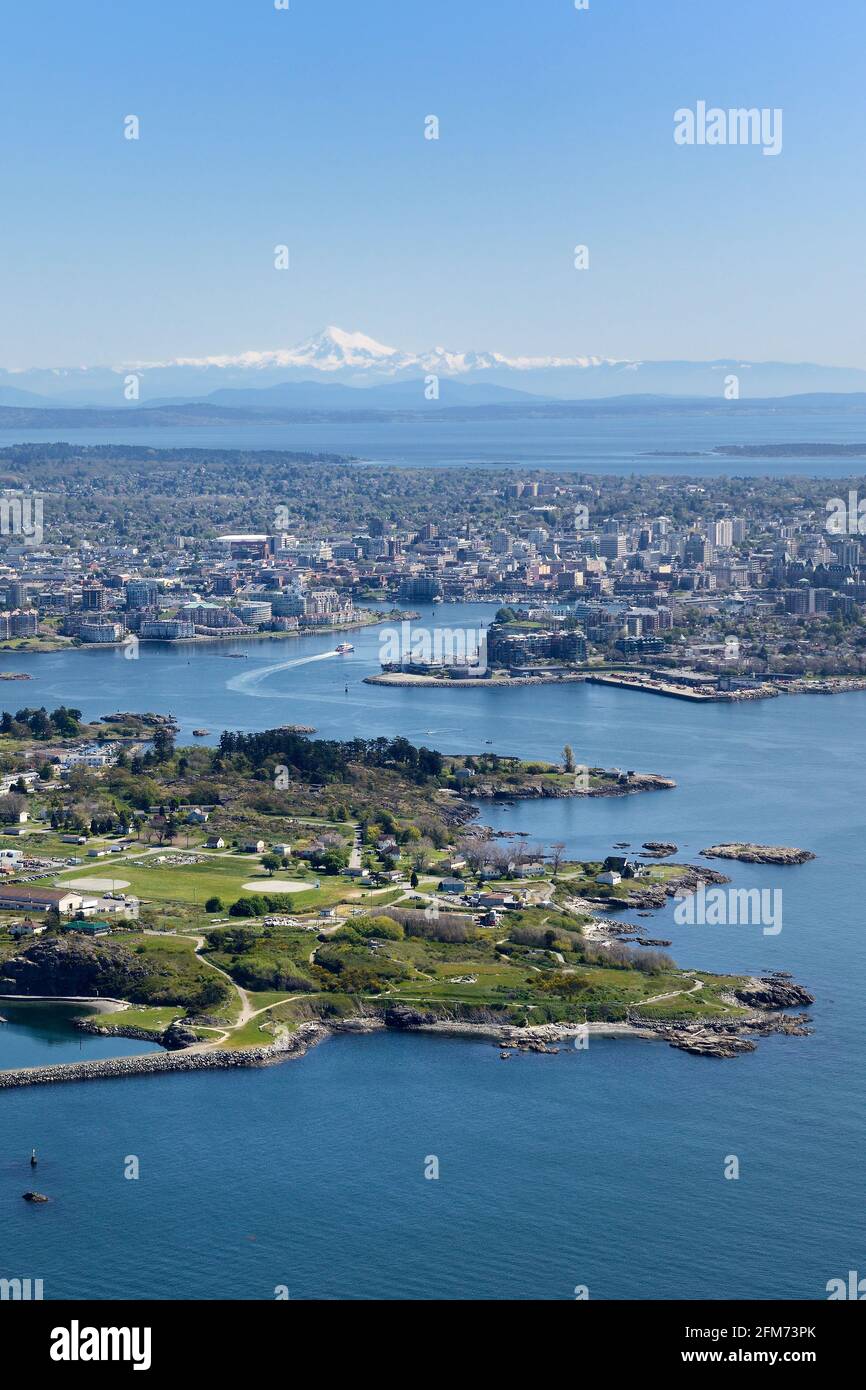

[2,326,866,408]
[3,392,866,435]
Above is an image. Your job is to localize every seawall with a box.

[0,1024,327,1089]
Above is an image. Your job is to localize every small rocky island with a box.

[701,843,816,866]
[446,753,675,801]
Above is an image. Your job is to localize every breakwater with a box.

[0,1024,327,1088]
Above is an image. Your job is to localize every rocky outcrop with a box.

[330,1016,386,1034]
[666,1030,757,1058]
[642,841,678,857]
[75,1020,160,1044]
[733,977,816,1010]
[382,1004,437,1029]
[161,1021,200,1050]
[700,843,816,865]
[0,936,154,999]
[640,1006,813,1057]
[22,1191,49,1202]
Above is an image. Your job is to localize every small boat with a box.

[335,643,354,654]
[192,729,210,737]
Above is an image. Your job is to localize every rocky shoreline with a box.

[0,971,816,1086]
[466,771,676,801]
[334,997,814,1061]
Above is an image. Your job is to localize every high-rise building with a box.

[126,579,159,610]
[6,581,28,608]
[685,535,714,566]
[599,533,626,560]
[81,584,107,611]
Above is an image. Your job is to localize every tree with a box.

[152,725,175,762]
[410,869,419,889]
[563,745,576,774]
[204,897,223,913]
[261,853,282,876]
[551,842,566,875]
[320,847,349,875]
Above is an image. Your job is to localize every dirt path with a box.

[641,976,704,1005]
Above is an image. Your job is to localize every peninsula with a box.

[0,726,813,1078]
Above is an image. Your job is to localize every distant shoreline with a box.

[365,669,866,700]
[0,999,813,1086]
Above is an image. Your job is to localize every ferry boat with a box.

[335,642,354,654]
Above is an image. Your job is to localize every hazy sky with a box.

[1,0,863,368]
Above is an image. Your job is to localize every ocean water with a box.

[3,404,866,474]
[0,1003,159,1069]
[0,609,864,1299]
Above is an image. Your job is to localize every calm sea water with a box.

[0,1003,158,1069]
[1,607,864,1299]
[3,405,866,474]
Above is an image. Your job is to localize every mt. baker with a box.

[2,326,866,405]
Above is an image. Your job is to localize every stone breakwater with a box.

[0,1024,327,1089]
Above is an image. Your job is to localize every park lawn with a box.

[244,989,300,1011]
[638,993,749,1020]
[93,1005,184,1034]
[395,960,526,1000]
[122,931,202,956]
[637,973,751,1021]
[220,1008,297,1049]
[54,855,259,905]
[53,856,358,912]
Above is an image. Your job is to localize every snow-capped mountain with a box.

[165,326,616,378]
[3,327,866,405]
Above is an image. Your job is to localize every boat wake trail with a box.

[226,650,339,696]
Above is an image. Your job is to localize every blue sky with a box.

[1,0,863,367]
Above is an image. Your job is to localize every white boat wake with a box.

[226,649,340,696]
